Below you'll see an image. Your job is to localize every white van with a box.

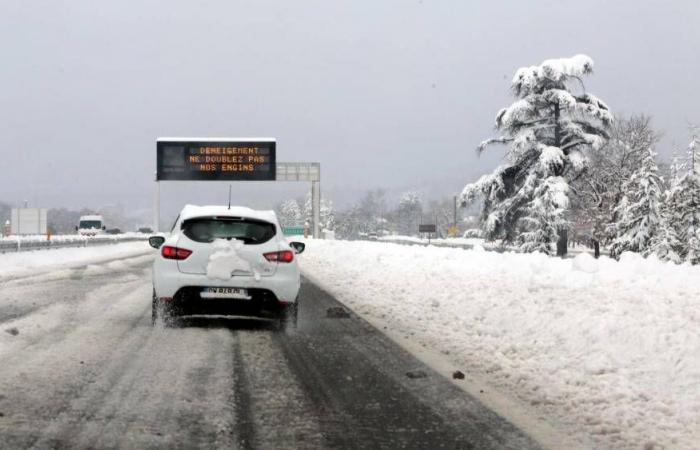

[77,215,106,236]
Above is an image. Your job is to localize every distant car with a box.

[149,205,304,328]
[138,227,154,234]
[368,232,378,240]
[105,228,121,235]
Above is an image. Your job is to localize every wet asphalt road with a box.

[0,254,543,449]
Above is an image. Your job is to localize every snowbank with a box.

[0,241,152,280]
[298,240,700,450]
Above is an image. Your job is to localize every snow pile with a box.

[0,241,150,279]
[571,252,599,273]
[298,240,700,450]
[205,239,259,280]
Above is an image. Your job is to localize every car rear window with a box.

[182,217,276,244]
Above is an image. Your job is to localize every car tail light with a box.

[263,250,294,263]
[161,245,192,260]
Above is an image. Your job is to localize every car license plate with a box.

[201,287,250,299]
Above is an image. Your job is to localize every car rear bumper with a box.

[163,287,293,319]
[153,269,301,305]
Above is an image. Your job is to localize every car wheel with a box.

[152,290,177,327]
[278,299,299,331]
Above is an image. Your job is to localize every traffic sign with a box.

[156,138,276,181]
[419,224,437,233]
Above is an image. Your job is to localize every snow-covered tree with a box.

[320,200,335,231]
[608,147,664,258]
[461,54,612,255]
[334,189,387,239]
[276,199,302,227]
[302,192,336,231]
[396,191,422,235]
[334,205,361,240]
[665,129,700,263]
[572,115,659,246]
[652,199,683,263]
[425,197,457,237]
[667,144,686,188]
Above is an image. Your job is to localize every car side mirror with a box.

[149,236,166,249]
[75,226,78,232]
[289,241,305,254]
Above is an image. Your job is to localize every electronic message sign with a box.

[156,139,276,181]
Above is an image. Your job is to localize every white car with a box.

[149,205,305,327]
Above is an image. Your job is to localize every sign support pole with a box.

[153,174,160,233]
[311,180,321,239]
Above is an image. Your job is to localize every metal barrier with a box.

[0,236,148,254]
[376,237,507,253]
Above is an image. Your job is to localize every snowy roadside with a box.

[0,241,153,281]
[298,239,700,450]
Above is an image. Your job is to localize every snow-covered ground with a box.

[0,241,152,280]
[298,239,700,450]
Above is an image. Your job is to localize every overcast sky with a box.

[1,0,698,217]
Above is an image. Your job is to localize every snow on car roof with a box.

[157,137,275,142]
[179,205,277,223]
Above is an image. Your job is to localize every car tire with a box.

[152,289,177,327]
[278,299,299,331]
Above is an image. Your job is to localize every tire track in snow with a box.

[0,266,237,449]
[228,326,326,450]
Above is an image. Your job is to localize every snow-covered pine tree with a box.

[572,115,659,249]
[397,192,422,236]
[668,144,686,187]
[277,199,302,227]
[461,55,612,255]
[652,198,683,263]
[666,129,700,264]
[302,192,336,231]
[320,199,335,231]
[609,147,664,258]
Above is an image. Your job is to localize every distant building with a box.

[11,208,48,235]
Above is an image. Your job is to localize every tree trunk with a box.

[554,103,561,153]
[593,239,600,259]
[553,102,568,256]
[556,228,568,257]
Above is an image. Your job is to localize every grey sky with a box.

[1,0,698,216]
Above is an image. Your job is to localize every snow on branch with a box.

[477,136,514,153]
[539,146,564,173]
[512,54,594,96]
[574,93,613,125]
